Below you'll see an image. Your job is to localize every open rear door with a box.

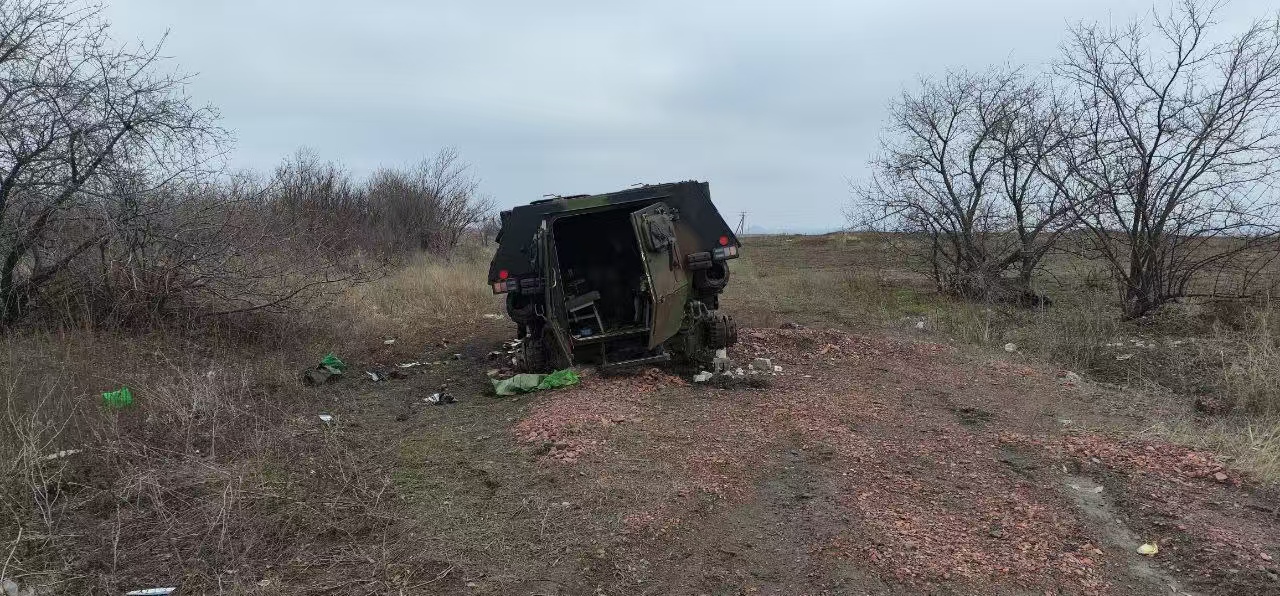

[630,204,690,349]
[537,222,573,365]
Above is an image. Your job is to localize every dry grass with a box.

[0,252,499,594]
[726,233,1280,484]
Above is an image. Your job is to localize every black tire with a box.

[520,334,548,372]
[705,310,737,349]
[694,261,730,292]
[507,293,536,324]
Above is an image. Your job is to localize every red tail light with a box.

[718,235,729,246]
[498,269,509,280]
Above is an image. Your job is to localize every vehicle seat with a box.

[567,290,604,337]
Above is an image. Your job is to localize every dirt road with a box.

[323,324,1278,595]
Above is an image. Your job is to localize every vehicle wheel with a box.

[520,330,549,372]
[705,310,737,349]
[694,261,730,292]
[543,327,572,370]
[507,293,536,324]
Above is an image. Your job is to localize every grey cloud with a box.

[105,0,1277,229]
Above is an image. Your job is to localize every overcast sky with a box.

[103,0,1275,231]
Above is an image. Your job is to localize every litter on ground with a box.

[426,392,457,405]
[101,386,133,408]
[491,369,580,396]
[40,449,83,461]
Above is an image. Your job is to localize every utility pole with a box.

[735,212,746,236]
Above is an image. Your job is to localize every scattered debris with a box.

[304,354,347,385]
[397,361,424,369]
[125,588,177,596]
[1137,542,1159,556]
[1070,483,1104,494]
[491,369,580,396]
[915,320,926,330]
[320,353,345,373]
[383,338,396,345]
[2,578,33,596]
[750,357,773,371]
[1003,342,1017,353]
[1115,353,1134,361]
[452,353,463,360]
[712,348,732,373]
[773,365,783,373]
[483,313,505,320]
[1057,370,1083,386]
[318,414,334,424]
[365,371,386,382]
[692,371,714,383]
[426,393,457,405]
[40,449,83,461]
[1213,471,1229,483]
[101,386,133,408]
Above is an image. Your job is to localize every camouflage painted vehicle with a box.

[488,181,740,371]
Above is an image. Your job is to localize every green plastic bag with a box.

[537,369,580,390]
[491,369,580,396]
[102,386,133,408]
[320,353,346,374]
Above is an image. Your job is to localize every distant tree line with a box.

[854,0,1280,318]
[0,0,492,326]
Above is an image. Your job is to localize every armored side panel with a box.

[488,181,737,286]
[489,180,739,371]
[629,203,690,349]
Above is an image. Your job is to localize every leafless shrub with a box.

[269,147,494,258]
[0,0,224,324]
[1050,0,1280,318]
[854,68,1078,304]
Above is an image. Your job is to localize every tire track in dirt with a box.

[506,327,1278,594]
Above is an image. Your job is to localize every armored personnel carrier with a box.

[488,181,739,371]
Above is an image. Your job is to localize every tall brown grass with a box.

[0,252,498,594]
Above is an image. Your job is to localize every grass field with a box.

[726,233,1280,479]
[2,233,1278,594]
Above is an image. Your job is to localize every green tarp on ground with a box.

[491,369,580,396]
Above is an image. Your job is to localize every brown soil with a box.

[292,323,1280,595]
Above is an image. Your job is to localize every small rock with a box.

[1213,472,1229,483]
[751,357,773,371]
[1003,343,1017,353]
[915,321,926,330]
[693,371,714,383]
[1259,552,1273,562]
[383,338,396,345]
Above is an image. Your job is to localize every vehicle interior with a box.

[551,208,649,339]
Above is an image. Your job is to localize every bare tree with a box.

[0,0,221,322]
[855,68,1077,302]
[365,147,493,255]
[1051,0,1280,318]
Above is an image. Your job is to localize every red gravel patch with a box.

[509,327,1279,594]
